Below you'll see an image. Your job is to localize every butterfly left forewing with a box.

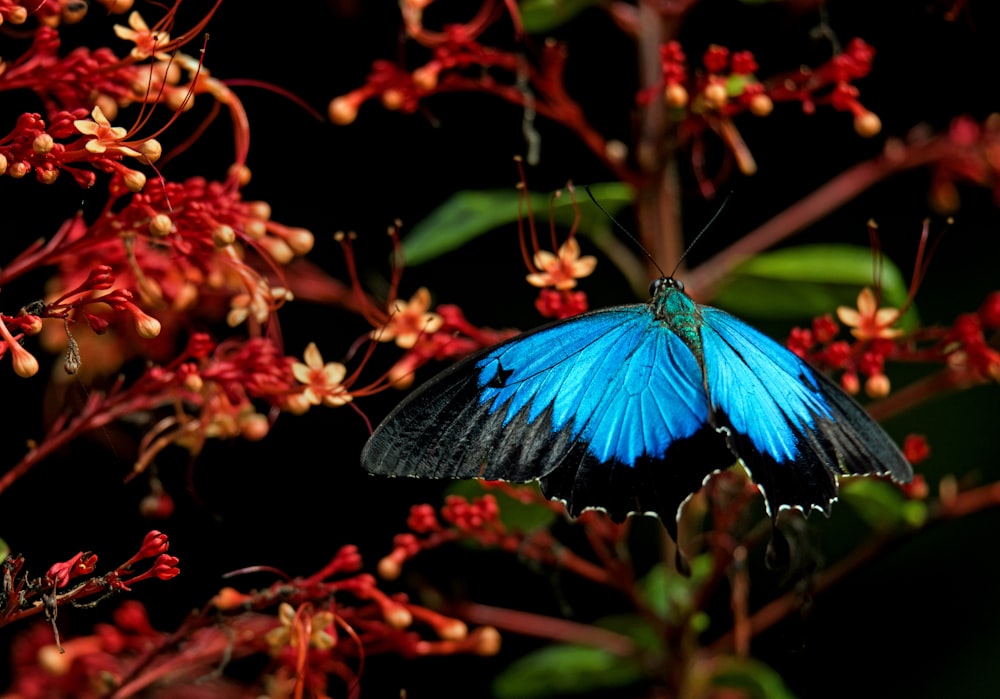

[696,306,912,517]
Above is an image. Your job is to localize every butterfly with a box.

[361,275,913,544]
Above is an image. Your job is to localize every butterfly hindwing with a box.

[362,305,738,525]
[698,305,911,516]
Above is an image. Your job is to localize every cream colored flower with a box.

[526,238,597,290]
[73,106,140,157]
[265,603,336,654]
[113,11,171,60]
[371,287,443,349]
[836,287,902,341]
[292,342,352,407]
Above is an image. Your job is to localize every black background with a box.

[1,1,999,697]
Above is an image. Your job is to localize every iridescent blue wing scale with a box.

[362,305,738,534]
[697,306,912,516]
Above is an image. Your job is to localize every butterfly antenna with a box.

[585,186,734,278]
[671,190,734,277]
[584,185,665,277]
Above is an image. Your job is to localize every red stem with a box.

[454,601,637,656]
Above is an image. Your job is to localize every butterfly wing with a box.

[698,306,913,517]
[362,305,737,530]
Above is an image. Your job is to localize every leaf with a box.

[446,480,558,532]
[840,478,927,531]
[707,657,799,699]
[711,245,917,328]
[492,643,643,699]
[401,183,634,266]
[636,557,712,624]
[519,0,604,33]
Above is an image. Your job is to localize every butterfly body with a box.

[362,277,912,540]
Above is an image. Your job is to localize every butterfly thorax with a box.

[650,277,705,360]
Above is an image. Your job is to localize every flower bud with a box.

[212,586,253,611]
[248,201,271,220]
[139,139,162,163]
[381,89,404,110]
[20,315,43,335]
[283,392,312,415]
[244,219,267,239]
[472,626,502,656]
[32,134,54,154]
[329,96,358,125]
[854,111,882,137]
[383,603,413,629]
[261,237,294,265]
[664,83,689,108]
[229,163,251,186]
[122,168,147,192]
[702,82,728,109]
[412,65,439,90]
[11,344,39,377]
[605,140,628,165]
[149,213,172,237]
[749,93,773,116]
[7,6,28,23]
[285,228,315,255]
[377,552,404,580]
[212,224,236,247]
[239,413,270,441]
[130,306,161,339]
[864,373,891,398]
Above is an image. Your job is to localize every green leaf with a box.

[0,538,7,564]
[492,643,643,699]
[591,612,664,651]
[401,183,634,266]
[707,656,799,699]
[446,480,558,532]
[637,556,712,624]
[519,0,603,33]
[840,478,926,531]
[711,245,917,328]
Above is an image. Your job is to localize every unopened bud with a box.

[329,96,358,125]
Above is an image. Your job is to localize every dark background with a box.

[1,1,999,697]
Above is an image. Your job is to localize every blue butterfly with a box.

[361,276,913,543]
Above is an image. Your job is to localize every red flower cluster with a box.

[641,38,881,186]
[638,39,881,136]
[0,530,179,636]
[789,285,1000,400]
[1,542,500,698]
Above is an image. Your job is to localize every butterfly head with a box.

[649,277,684,298]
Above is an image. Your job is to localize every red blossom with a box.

[903,435,931,464]
[535,288,589,319]
[136,530,169,559]
[45,552,98,589]
[150,555,181,581]
[407,504,442,534]
[786,326,814,357]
